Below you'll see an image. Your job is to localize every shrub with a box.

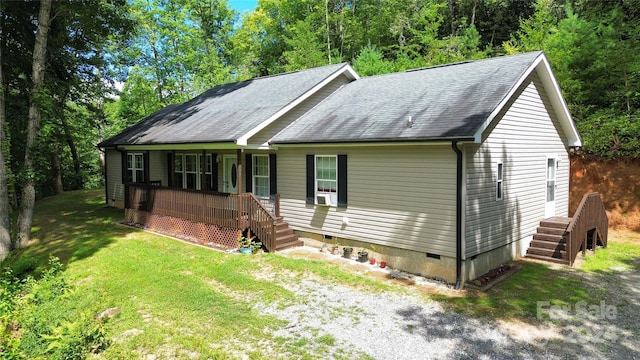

[0,257,110,359]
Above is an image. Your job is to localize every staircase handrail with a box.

[238,192,279,252]
[566,193,608,266]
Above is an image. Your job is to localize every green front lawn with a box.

[2,189,639,358]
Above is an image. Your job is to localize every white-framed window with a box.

[174,153,203,190]
[203,154,213,191]
[184,154,199,190]
[496,161,504,201]
[315,155,337,205]
[252,155,269,198]
[127,153,144,183]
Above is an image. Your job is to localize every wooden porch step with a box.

[539,217,572,229]
[535,226,566,236]
[532,232,565,242]
[272,218,303,252]
[530,239,566,251]
[274,236,304,251]
[526,246,567,259]
[526,217,572,264]
[525,253,570,265]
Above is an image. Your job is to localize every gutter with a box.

[451,141,463,290]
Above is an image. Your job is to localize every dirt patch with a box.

[571,156,640,230]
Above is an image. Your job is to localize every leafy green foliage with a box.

[507,0,640,158]
[0,257,110,359]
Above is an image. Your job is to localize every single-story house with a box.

[99,51,586,286]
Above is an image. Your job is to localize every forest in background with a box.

[0,0,639,256]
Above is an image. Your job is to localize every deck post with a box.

[237,149,243,230]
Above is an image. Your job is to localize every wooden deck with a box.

[526,193,608,265]
[125,184,302,252]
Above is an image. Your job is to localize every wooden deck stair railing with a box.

[125,184,301,252]
[526,193,608,265]
[565,192,608,266]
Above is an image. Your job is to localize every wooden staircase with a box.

[273,217,303,251]
[526,217,572,264]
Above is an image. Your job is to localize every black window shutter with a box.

[245,154,252,193]
[337,154,348,208]
[306,154,315,204]
[143,151,150,183]
[167,153,173,187]
[269,154,277,196]
[211,153,218,191]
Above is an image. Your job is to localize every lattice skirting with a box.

[124,209,239,249]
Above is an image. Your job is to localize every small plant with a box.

[237,229,262,253]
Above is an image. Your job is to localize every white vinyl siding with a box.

[278,145,457,257]
[247,75,351,146]
[105,149,123,203]
[464,72,570,257]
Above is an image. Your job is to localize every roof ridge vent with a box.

[405,60,473,73]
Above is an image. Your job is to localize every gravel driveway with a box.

[256,247,639,360]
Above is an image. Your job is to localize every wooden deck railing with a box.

[126,184,279,252]
[566,192,608,266]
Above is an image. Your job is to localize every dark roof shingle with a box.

[271,52,542,144]
[99,63,352,147]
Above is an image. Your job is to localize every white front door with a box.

[223,155,238,193]
[545,157,557,218]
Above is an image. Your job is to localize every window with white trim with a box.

[184,154,198,189]
[127,153,144,183]
[316,155,337,205]
[252,155,269,198]
[496,162,504,200]
[203,154,213,191]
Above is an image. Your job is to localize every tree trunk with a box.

[0,4,13,259]
[448,0,456,37]
[51,146,64,195]
[17,0,52,247]
[60,112,82,188]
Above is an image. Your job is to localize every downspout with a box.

[452,141,463,290]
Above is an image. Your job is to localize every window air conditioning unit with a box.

[316,194,331,206]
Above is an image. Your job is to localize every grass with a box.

[3,189,640,357]
[432,228,640,320]
[581,229,640,272]
[4,189,389,359]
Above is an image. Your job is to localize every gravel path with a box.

[256,247,639,360]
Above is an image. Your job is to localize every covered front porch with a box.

[124,183,302,252]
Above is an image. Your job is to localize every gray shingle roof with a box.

[271,52,543,144]
[99,63,352,147]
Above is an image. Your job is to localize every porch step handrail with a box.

[566,192,608,266]
[237,192,278,252]
[126,184,280,252]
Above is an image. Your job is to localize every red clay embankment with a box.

[570,156,640,231]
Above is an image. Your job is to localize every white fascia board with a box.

[236,64,360,146]
[272,140,466,148]
[472,53,582,147]
[536,56,582,147]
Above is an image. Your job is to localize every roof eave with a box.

[236,64,359,146]
[271,136,475,147]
